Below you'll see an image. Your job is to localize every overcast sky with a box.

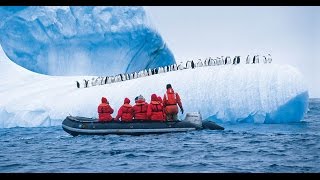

[145,6,320,98]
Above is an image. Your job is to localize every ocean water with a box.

[0,99,319,173]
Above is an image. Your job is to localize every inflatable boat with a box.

[62,112,224,136]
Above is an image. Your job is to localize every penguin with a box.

[100,77,104,85]
[255,55,260,64]
[126,74,130,80]
[246,55,250,64]
[252,55,256,64]
[83,79,88,88]
[207,58,212,66]
[175,63,178,70]
[191,60,195,69]
[177,62,183,70]
[197,59,203,67]
[91,77,95,86]
[110,76,115,83]
[166,65,170,72]
[76,81,80,88]
[236,56,240,64]
[104,76,109,84]
[233,57,236,64]
[204,59,208,66]
[267,54,272,63]
[224,57,228,65]
[155,68,158,74]
[221,56,224,65]
[263,56,267,63]
[134,72,138,79]
[185,61,191,69]
[213,59,217,66]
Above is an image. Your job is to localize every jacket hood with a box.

[151,94,158,101]
[101,97,108,103]
[124,97,130,104]
[157,96,163,103]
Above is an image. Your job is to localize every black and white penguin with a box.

[84,79,89,88]
[254,55,259,64]
[246,55,250,64]
[263,56,267,63]
[76,81,80,88]
[233,57,236,64]
[236,56,240,64]
[267,54,272,63]
[191,60,195,69]
[104,76,109,84]
[197,59,203,67]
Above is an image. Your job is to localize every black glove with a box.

[181,108,184,114]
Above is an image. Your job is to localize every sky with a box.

[145,6,320,98]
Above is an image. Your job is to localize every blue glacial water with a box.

[0,98,319,173]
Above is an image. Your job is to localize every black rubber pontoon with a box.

[62,112,224,136]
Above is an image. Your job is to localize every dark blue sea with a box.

[0,99,319,173]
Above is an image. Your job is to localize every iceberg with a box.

[0,6,175,76]
[0,44,309,128]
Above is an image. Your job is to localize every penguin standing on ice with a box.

[267,54,272,63]
[254,55,259,64]
[233,56,236,64]
[104,76,109,84]
[236,56,240,64]
[76,81,80,88]
[84,79,89,88]
[246,55,250,64]
[191,60,195,69]
[263,56,267,63]
[197,59,203,67]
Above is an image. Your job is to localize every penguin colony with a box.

[76,54,272,88]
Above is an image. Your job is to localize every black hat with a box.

[166,84,172,89]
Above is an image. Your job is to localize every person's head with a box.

[138,95,145,102]
[124,97,130,104]
[166,84,172,89]
[157,96,162,103]
[101,97,108,104]
[151,94,158,101]
[135,96,139,103]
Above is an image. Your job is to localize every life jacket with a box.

[120,104,134,122]
[98,97,114,121]
[164,88,178,105]
[133,100,148,120]
[163,88,182,115]
[147,101,165,121]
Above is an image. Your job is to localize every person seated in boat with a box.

[157,96,166,119]
[133,95,149,121]
[163,84,184,121]
[147,94,165,121]
[97,97,114,122]
[115,97,134,122]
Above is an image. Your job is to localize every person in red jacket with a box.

[163,84,184,121]
[97,97,114,122]
[147,94,165,121]
[115,97,134,122]
[133,95,149,120]
[157,96,166,119]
